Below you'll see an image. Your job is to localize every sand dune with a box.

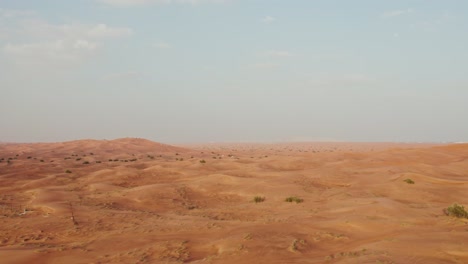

[1,140,468,263]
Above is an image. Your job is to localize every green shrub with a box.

[445,203,468,218]
[285,196,304,203]
[403,178,415,184]
[253,196,265,203]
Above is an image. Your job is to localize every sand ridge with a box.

[1,139,468,263]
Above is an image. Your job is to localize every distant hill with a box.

[0,138,189,157]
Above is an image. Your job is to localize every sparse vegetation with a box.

[289,239,306,252]
[403,178,415,184]
[199,159,206,164]
[82,161,90,164]
[445,203,468,218]
[285,196,304,203]
[40,159,45,162]
[253,196,265,203]
[65,170,72,173]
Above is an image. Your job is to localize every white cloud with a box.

[3,40,98,66]
[261,16,275,24]
[381,9,413,19]
[2,19,132,67]
[0,8,36,19]
[74,39,99,50]
[97,0,230,7]
[87,24,132,38]
[264,50,294,58]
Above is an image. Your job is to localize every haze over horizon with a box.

[1,0,467,143]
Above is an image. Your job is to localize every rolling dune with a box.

[1,139,468,263]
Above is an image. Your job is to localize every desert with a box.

[2,1,468,263]
[1,138,467,263]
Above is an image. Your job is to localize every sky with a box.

[0,0,467,143]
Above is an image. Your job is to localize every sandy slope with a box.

[1,139,467,263]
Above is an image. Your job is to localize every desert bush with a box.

[40,159,45,162]
[445,203,468,218]
[285,196,304,203]
[199,160,206,164]
[27,156,32,159]
[82,161,90,165]
[76,158,82,161]
[65,170,72,173]
[96,161,102,163]
[253,196,265,203]
[403,178,415,184]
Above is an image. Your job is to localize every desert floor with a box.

[1,138,467,263]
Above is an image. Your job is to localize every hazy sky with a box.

[1,0,467,143]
